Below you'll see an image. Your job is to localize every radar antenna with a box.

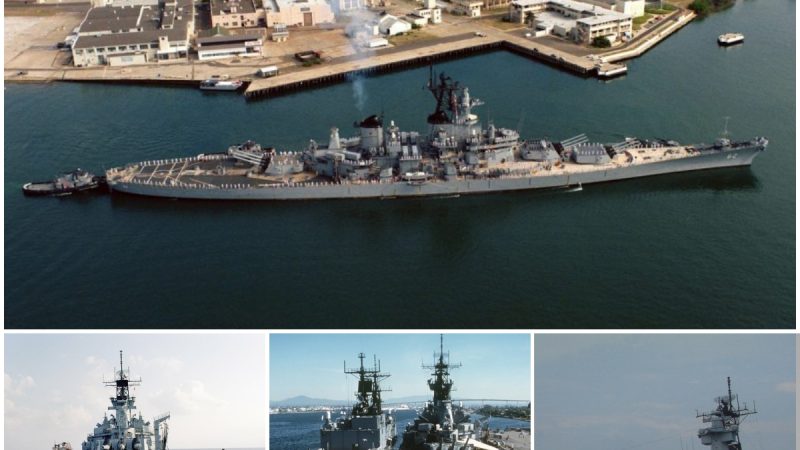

[344,353,391,416]
[103,350,141,401]
[422,334,461,402]
[696,377,757,450]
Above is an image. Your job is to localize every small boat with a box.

[718,33,744,46]
[402,171,431,185]
[22,169,105,196]
[566,183,583,192]
[199,78,244,91]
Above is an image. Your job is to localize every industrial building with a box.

[195,33,264,60]
[263,0,335,27]
[415,0,442,24]
[210,0,266,28]
[453,0,483,17]
[71,0,194,66]
[378,14,412,36]
[509,0,632,44]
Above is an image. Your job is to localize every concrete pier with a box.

[245,9,695,100]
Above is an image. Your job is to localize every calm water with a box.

[269,411,529,450]
[5,1,794,328]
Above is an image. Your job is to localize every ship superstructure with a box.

[401,336,493,450]
[105,71,767,200]
[696,377,756,450]
[320,353,396,450]
[81,351,170,450]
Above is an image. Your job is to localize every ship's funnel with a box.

[359,115,384,150]
[329,127,341,150]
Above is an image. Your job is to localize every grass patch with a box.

[632,13,652,30]
[646,3,678,14]
[387,30,436,46]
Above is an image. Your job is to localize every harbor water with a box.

[4,0,794,328]
[269,410,529,450]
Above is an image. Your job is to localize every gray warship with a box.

[105,71,768,200]
[320,353,396,450]
[81,351,170,450]
[696,377,756,450]
[400,336,495,450]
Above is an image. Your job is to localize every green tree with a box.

[592,36,611,48]
[689,0,710,16]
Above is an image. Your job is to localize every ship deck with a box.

[106,145,702,189]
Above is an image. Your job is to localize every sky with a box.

[269,333,531,403]
[535,334,796,450]
[4,333,265,450]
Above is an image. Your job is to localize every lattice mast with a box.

[696,377,757,450]
[344,353,391,416]
[423,334,461,402]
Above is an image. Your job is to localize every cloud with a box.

[172,380,225,414]
[5,373,36,397]
[775,381,795,393]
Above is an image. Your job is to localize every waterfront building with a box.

[332,0,365,14]
[263,0,335,27]
[583,0,645,17]
[378,14,412,35]
[196,33,264,60]
[414,0,442,24]
[509,0,632,44]
[210,0,266,28]
[271,22,289,41]
[405,13,429,26]
[71,0,193,66]
[453,0,482,17]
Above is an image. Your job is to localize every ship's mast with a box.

[103,351,142,431]
[696,377,756,450]
[344,353,391,416]
[422,334,461,403]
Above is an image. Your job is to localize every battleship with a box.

[696,377,756,450]
[80,351,170,450]
[400,336,496,450]
[104,70,768,201]
[320,353,396,450]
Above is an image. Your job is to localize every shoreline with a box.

[5,10,694,98]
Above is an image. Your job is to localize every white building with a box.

[332,0,365,13]
[195,34,263,60]
[509,0,632,44]
[453,0,482,17]
[71,0,193,66]
[378,14,412,35]
[263,0,335,27]
[584,0,644,17]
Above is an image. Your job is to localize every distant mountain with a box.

[271,394,431,408]
[270,395,348,408]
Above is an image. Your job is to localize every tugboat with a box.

[401,336,496,450]
[696,377,756,450]
[23,169,105,196]
[199,78,244,91]
[718,33,744,46]
[320,353,396,450]
[80,351,170,450]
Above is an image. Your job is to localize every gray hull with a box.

[108,145,762,200]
